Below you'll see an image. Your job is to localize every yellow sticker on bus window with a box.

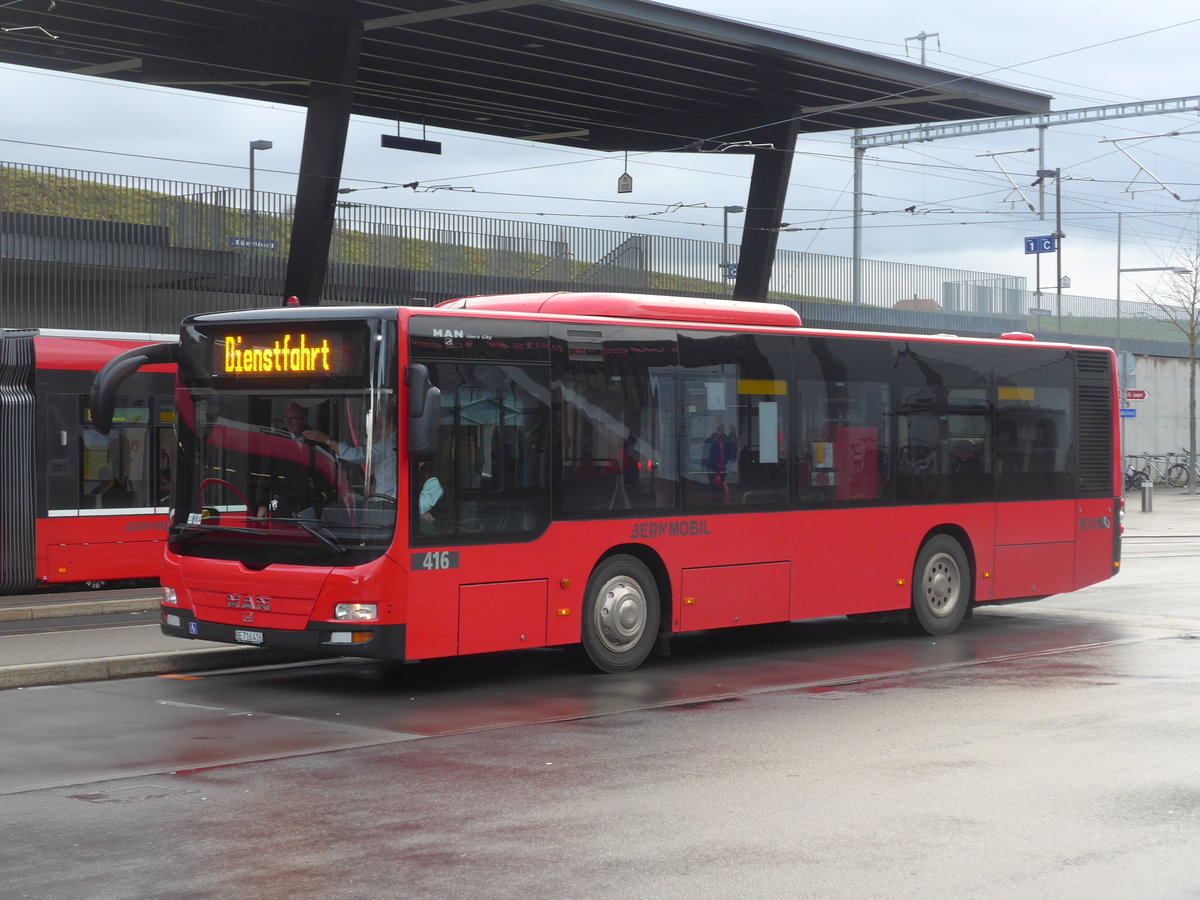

[998,386,1035,401]
[738,379,788,395]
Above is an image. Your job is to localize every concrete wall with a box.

[1120,353,1199,457]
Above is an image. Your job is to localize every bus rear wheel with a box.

[579,555,660,673]
[908,535,971,636]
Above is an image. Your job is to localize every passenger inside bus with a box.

[704,422,736,504]
[415,459,445,533]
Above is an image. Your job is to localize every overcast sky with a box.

[4,0,1200,300]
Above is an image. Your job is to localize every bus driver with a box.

[304,425,398,501]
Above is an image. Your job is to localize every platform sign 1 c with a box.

[1024,235,1057,254]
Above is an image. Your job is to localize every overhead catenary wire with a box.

[5,11,1200,286]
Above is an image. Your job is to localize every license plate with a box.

[233,629,263,644]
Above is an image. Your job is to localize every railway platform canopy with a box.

[0,0,1049,303]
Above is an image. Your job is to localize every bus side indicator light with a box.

[983,572,991,579]
[556,608,571,617]
[895,579,905,587]
[683,597,696,605]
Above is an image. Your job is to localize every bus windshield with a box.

[170,316,398,567]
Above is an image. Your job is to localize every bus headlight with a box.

[162,586,178,606]
[334,603,378,621]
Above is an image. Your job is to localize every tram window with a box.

[153,395,177,507]
[79,393,156,509]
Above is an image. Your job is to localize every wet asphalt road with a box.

[2,527,1199,898]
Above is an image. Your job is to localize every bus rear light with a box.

[329,631,374,644]
[334,603,378,621]
[162,586,178,605]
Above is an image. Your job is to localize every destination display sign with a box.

[208,328,367,379]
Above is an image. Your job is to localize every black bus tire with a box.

[907,535,971,636]
[579,555,661,673]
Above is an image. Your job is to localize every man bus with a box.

[90,292,1121,672]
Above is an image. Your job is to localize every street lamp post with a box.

[249,139,273,244]
[722,205,744,297]
[1035,168,1062,332]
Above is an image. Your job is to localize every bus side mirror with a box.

[89,342,178,435]
[406,363,441,462]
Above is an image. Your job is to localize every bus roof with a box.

[437,292,803,328]
[179,296,1113,355]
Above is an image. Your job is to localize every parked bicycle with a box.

[1167,449,1199,487]
[1144,452,1175,484]
[1124,456,1150,491]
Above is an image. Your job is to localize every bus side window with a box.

[679,331,791,512]
[796,336,891,506]
[417,363,551,541]
[555,326,678,518]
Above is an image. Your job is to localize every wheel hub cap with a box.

[924,553,959,617]
[597,578,647,652]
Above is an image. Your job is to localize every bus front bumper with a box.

[160,608,407,660]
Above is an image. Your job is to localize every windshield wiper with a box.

[249,517,349,553]
[169,523,268,545]
[293,518,347,554]
[170,518,346,553]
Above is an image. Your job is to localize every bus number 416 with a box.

[414,551,459,570]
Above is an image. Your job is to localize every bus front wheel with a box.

[579,555,661,673]
[908,535,971,636]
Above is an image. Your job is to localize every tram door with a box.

[44,392,84,515]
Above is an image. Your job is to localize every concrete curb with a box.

[0,597,159,624]
[0,647,316,690]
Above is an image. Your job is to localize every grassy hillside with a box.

[1,165,846,302]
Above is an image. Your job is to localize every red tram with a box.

[0,328,175,593]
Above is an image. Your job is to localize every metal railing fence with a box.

[0,161,1188,355]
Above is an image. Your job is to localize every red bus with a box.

[91,293,1121,671]
[0,328,176,593]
